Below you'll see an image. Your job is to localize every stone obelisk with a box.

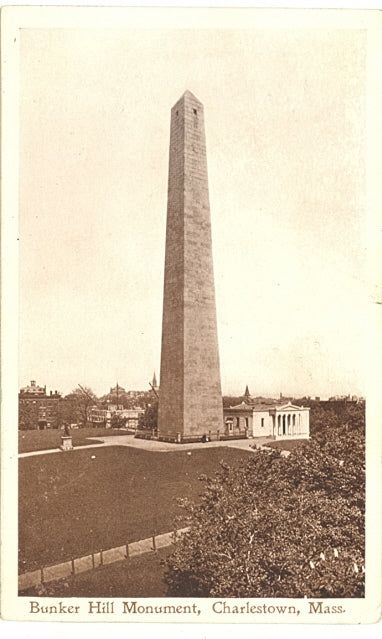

[158,90,223,442]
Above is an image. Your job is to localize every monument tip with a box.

[172,90,202,109]
[182,89,199,100]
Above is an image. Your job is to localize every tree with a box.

[164,413,365,598]
[63,387,98,427]
[138,400,158,431]
[110,413,127,429]
[18,399,38,430]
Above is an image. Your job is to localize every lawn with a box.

[19,427,129,453]
[19,445,252,573]
[19,547,172,598]
[265,439,308,452]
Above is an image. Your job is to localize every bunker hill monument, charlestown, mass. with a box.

[158,91,223,442]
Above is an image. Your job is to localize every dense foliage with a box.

[138,400,158,431]
[164,404,365,598]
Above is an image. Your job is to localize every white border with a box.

[1,3,381,630]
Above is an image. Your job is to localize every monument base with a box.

[60,436,73,451]
[134,429,250,445]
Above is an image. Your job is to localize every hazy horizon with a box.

[19,26,367,399]
[18,378,361,402]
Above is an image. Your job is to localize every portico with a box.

[269,403,310,439]
[223,401,310,440]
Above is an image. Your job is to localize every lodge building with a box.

[223,400,310,440]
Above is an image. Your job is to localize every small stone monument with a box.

[61,424,73,451]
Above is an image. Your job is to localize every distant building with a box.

[328,394,356,402]
[279,391,295,403]
[318,395,364,413]
[87,404,144,430]
[87,406,111,427]
[109,384,126,395]
[120,408,145,430]
[20,380,46,396]
[107,404,124,411]
[223,401,310,440]
[125,390,148,399]
[19,380,61,430]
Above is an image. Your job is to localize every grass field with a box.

[19,428,129,453]
[19,445,252,573]
[265,439,308,452]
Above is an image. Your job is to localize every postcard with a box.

[1,5,381,624]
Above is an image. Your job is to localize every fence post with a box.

[40,567,44,584]
[91,552,95,569]
[152,531,157,552]
[100,549,103,566]
[125,542,129,559]
[71,558,75,575]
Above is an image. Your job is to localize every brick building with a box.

[19,380,61,430]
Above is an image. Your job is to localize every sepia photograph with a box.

[1,5,381,624]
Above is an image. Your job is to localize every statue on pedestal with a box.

[61,423,73,451]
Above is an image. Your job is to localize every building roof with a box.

[252,404,279,412]
[274,402,309,411]
[225,401,270,413]
[224,401,309,413]
[110,384,126,394]
[19,380,46,396]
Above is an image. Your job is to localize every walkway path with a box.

[87,434,271,452]
[19,443,107,458]
[19,434,271,458]
[18,527,189,591]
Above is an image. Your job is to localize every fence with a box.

[18,527,189,592]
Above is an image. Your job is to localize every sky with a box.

[19,22,367,398]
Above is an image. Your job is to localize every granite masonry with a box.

[158,91,223,442]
